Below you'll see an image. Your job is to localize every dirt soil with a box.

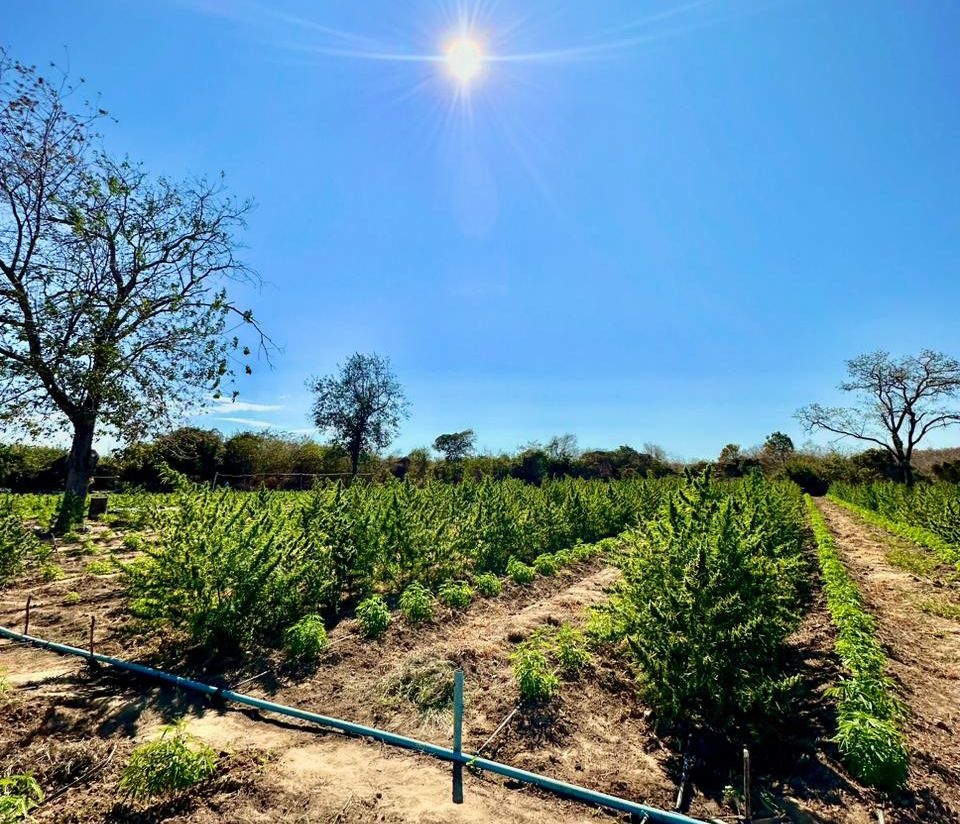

[0,525,898,823]
[816,499,960,822]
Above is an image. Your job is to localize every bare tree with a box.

[796,350,960,485]
[0,53,267,527]
[308,353,410,477]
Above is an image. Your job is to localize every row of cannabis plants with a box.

[123,477,670,652]
[830,481,960,565]
[588,472,808,741]
[806,498,908,789]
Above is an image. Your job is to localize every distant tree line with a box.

[2,427,958,494]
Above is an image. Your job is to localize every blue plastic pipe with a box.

[0,624,701,823]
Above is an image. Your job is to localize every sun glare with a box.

[445,37,485,85]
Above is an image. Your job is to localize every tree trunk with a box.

[349,441,361,479]
[55,417,96,532]
[902,461,915,486]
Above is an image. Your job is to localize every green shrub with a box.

[533,554,559,576]
[85,558,115,576]
[40,562,64,582]
[283,614,329,661]
[118,722,218,800]
[608,473,806,735]
[437,580,474,610]
[0,774,43,821]
[835,712,909,790]
[64,591,81,605]
[552,625,591,673]
[356,595,391,639]
[507,557,535,585]
[399,582,435,625]
[0,496,38,584]
[510,643,559,703]
[473,572,502,597]
[122,532,146,552]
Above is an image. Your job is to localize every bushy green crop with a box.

[283,614,329,661]
[399,582,435,625]
[0,495,39,585]
[118,722,218,801]
[510,643,559,703]
[473,572,502,597]
[605,472,807,736]
[507,557,535,585]
[0,775,43,821]
[532,554,559,576]
[356,595,391,638]
[437,580,474,610]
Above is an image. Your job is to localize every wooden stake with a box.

[88,615,96,662]
[453,668,464,804]
[743,747,751,822]
[24,595,31,636]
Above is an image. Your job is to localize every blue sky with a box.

[9,0,960,459]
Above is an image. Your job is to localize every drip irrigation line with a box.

[1,624,702,824]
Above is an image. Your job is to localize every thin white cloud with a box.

[209,416,276,428]
[203,398,285,414]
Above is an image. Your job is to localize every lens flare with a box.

[445,37,485,85]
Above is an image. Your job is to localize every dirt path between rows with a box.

[816,499,960,822]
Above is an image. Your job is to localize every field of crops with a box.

[830,481,960,566]
[3,474,960,822]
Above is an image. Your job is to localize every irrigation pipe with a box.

[1,624,700,824]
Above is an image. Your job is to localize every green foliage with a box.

[510,642,559,703]
[829,485,960,569]
[118,722,218,801]
[125,485,334,652]
[85,558,115,576]
[0,774,43,822]
[122,533,146,552]
[437,580,474,610]
[39,562,64,582]
[807,498,908,790]
[399,582,435,625]
[356,595,391,639]
[0,496,38,585]
[552,625,592,673]
[507,557,535,585]
[283,614,329,661]
[606,472,807,736]
[64,591,81,605]
[473,572,502,597]
[532,553,559,576]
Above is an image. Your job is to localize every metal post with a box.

[453,668,464,804]
[88,616,96,663]
[24,595,31,636]
[742,747,751,822]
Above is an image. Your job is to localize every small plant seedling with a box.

[118,722,218,801]
[283,614,329,661]
[437,580,474,610]
[507,557,535,585]
[40,562,64,581]
[356,595,391,639]
[473,572,502,597]
[400,582,435,625]
[64,590,82,605]
[85,558,115,576]
[0,774,44,821]
[553,625,592,672]
[511,643,559,703]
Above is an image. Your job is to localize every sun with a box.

[444,36,485,85]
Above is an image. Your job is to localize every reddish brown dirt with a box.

[0,529,885,823]
[816,499,960,822]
